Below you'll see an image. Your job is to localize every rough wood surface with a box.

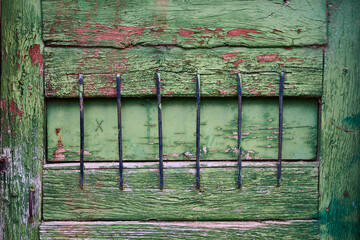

[319,1,360,239]
[45,47,323,98]
[42,162,319,221]
[47,98,318,162]
[0,0,44,239]
[42,0,326,48]
[39,220,319,239]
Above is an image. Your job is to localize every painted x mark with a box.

[95,119,104,132]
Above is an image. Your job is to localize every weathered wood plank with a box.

[42,0,326,48]
[40,220,319,239]
[43,162,318,221]
[47,98,318,162]
[320,1,360,239]
[45,47,323,97]
[0,0,44,239]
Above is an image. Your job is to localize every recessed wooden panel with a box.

[47,98,318,162]
[45,47,323,98]
[42,162,318,221]
[40,220,319,239]
[42,0,326,48]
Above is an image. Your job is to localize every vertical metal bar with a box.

[79,74,84,188]
[196,74,201,188]
[237,73,242,188]
[29,189,34,220]
[277,72,284,186]
[156,73,164,189]
[116,74,124,189]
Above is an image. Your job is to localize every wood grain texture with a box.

[39,220,319,239]
[0,0,44,239]
[47,98,318,162]
[42,162,319,221]
[319,1,360,239]
[45,46,323,98]
[42,0,326,48]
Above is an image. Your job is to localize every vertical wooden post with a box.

[320,0,360,239]
[0,0,44,239]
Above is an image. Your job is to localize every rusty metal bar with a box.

[116,74,124,189]
[277,72,284,186]
[196,74,201,188]
[156,73,164,189]
[79,74,84,188]
[29,188,34,221]
[237,73,243,188]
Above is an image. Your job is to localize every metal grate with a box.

[78,72,285,188]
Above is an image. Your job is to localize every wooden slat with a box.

[45,47,323,98]
[42,0,326,48]
[47,98,318,162]
[42,162,318,221]
[40,220,319,239]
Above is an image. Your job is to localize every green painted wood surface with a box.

[45,47,323,98]
[42,162,318,221]
[42,0,326,48]
[319,1,360,239]
[39,220,319,239]
[0,0,44,239]
[47,98,318,162]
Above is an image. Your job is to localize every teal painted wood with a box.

[42,0,327,48]
[320,0,360,239]
[0,0,44,239]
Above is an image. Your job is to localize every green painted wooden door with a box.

[1,0,359,239]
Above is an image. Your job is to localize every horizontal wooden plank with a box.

[43,162,318,221]
[40,220,319,239]
[47,98,318,162]
[42,0,326,48]
[45,47,323,97]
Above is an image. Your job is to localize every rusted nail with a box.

[116,74,124,189]
[237,73,243,188]
[79,74,84,188]
[156,72,164,189]
[277,72,284,186]
[196,74,201,189]
[29,187,35,222]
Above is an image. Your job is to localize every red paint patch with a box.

[286,57,297,61]
[29,44,43,75]
[232,59,248,67]
[97,87,117,97]
[256,53,282,63]
[151,28,164,33]
[165,91,174,95]
[178,28,195,38]
[10,99,24,123]
[273,29,283,33]
[297,29,301,34]
[221,52,242,61]
[218,89,227,95]
[226,28,262,37]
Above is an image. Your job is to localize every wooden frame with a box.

[1,0,359,239]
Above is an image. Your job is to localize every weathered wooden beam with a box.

[42,0,326,48]
[42,161,319,221]
[40,220,319,239]
[47,98,318,162]
[319,1,360,239]
[45,47,323,98]
[0,0,44,239]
